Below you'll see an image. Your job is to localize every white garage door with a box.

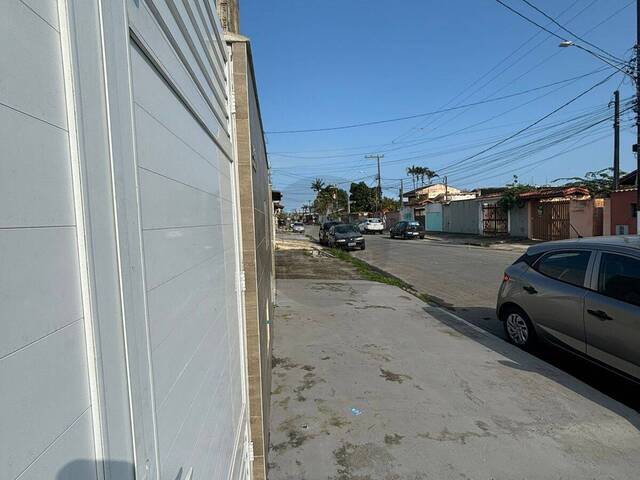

[127,1,248,479]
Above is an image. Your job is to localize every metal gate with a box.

[482,203,508,236]
[531,200,570,241]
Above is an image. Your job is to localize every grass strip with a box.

[328,248,412,289]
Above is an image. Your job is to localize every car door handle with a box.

[522,285,538,295]
[587,309,613,321]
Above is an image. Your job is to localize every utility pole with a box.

[613,90,621,189]
[399,179,404,206]
[365,154,384,214]
[636,0,640,233]
[444,175,449,203]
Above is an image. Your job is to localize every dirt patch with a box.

[318,405,351,430]
[276,240,361,280]
[357,344,392,363]
[272,415,316,454]
[333,442,395,480]
[416,423,495,444]
[294,371,326,402]
[379,368,412,384]
[355,305,397,311]
[272,356,299,370]
[384,433,404,445]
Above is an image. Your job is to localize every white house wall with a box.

[0,0,97,478]
[1,1,249,479]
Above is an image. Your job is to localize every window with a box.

[632,203,637,218]
[334,225,359,234]
[534,251,591,288]
[598,253,640,307]
[513,251,543,267]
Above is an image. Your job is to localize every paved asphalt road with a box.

[303,227,640,411]
[352,233,520,337]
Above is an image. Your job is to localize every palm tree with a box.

[311,178,325,193]
[406,166,418,191]
[423,168,438,185]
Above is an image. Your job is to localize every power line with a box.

[264,67,610,135]
[518,0,624,63]
[494,0,632,77]
[434,71,619,173]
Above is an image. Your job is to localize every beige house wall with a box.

[228,36,274,480]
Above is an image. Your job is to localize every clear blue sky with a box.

[241,0,636,210]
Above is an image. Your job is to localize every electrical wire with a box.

[518,0,625,63]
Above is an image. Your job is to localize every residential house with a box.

[606,170,638,235]
[224,19,275,480]
[1,1,272,479]
[442,186,594,240]
[402,183,468,229]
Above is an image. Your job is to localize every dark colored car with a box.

[497,236,640,380]
[327,224,365,250]
[389,221,425,239]
[319,221,341,245]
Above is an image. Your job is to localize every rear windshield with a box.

[293,223,303,226]
[368,218,382,223]
[335,225,359,234]
[513,251,543,267]
[408,222,421,229]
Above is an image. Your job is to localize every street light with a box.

[558,32,640,235]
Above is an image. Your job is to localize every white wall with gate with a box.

[1,1,250,479]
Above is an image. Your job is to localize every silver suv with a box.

[497,236,640,379]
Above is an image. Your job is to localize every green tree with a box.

[406,165,419,191]
[381,196,400,212]
[553,168,623,196]
[311,178,325,193]
[497,175,534,211]
[349,182,376,212]
[313,184,348,215]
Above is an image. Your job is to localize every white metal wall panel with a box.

[127,2,247,478]
[0,0,97,478]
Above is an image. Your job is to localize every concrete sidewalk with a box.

[269,279,640,479]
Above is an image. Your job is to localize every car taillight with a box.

[503,272,510,282]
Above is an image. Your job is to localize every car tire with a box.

[389,232,394,239]
[360,244,365,250]
[502,306,536,350]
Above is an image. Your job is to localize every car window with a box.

[598,253,640,307]
[335,225,358,234]
[513,251,543,267]
[534,250,591,288]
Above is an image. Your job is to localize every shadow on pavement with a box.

[56,460,135,480]
[425,306,640,421]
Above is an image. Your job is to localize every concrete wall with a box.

[229,36,274,480]
[569,199,595,238]
[509,204,529,238]
[443,199,480,234]
[610,189,638,235]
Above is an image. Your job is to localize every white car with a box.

[358,218,384,234]
[292,222,305,233]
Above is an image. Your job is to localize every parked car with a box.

[327,224,365,250]
[358,217,384,234]
[319,220,341,245]
[497,236,640,379]
[389,221,425,239]
[292,222,305,233]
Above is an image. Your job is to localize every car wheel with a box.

[389,232,394,239]
[502,306,536,349]
[360,244,365,250]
